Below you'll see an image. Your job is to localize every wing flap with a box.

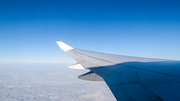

[109,85,133,101]
[109,83,162,101]
[78,71,104,81]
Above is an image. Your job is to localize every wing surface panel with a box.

[89,67,162,101]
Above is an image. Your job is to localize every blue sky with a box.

[0,0,180,63]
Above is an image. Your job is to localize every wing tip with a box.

[56,41,74,52]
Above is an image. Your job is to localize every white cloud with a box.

[0,64,116,101]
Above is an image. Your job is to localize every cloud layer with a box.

[0,64,116,101]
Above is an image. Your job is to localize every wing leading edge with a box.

[57,41,180,101]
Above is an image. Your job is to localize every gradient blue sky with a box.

[0,0,180,63]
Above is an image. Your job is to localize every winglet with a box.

[56,41,74,52]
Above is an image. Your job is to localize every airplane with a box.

[57,41,180,101]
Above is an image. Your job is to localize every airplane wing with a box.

[57,41,180,101]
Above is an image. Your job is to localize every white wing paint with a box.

[57,41,180,101]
